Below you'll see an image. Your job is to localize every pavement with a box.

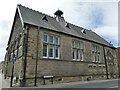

[0,69,119,89]
[0,70,10,90]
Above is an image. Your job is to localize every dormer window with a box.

[65,23,70,29]
[81,29,86,34]
[42,15,48,22]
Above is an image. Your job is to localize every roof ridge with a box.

[17,4,55,19]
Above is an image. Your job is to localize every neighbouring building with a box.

[116,47,120,77]
[4,5,118,86]
[0,61,4,71]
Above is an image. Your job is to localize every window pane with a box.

[73,49,76,60]
[95,55,97,62]
[77,50,79,59]
[10,53,13,61]
[43,44,48,57]
[56,47,59,58]
[97,46,100,53]
[18,46,22,58]
[78,42,80,49]
[80,43,84,49]
[43,34,48,42]
[75,41,77,48]
[56,36,59,45]
[77,42,79,48]
[72,41,74,48]
[49,46,54,58]
[72,41,76,48]
[98,55,100,62]
[95,46,97,52]
[80,51,83,61]
[50,35,54,44]
[92,45,95,52]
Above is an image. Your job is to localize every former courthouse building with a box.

[4,5,118,86]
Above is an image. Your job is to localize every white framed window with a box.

[43,34,48,43]
[72,40,84,61]
[55,36,59,45]
[43,44,48,58]
[55,47,60,59]
[92,44,100,63]
[43,34,60,59]
[49,45,54,58]
[50,35,54,44]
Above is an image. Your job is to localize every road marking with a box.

[109,86,118,88]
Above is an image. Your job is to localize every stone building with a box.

[4,5,118,86]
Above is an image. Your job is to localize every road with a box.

[37,78,119,88]
[60,79,119,88]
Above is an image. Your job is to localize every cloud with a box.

[74,0,119,2]
[69,2,118,46]
[91,2,118,46]
[88,7,104,28]
[93,26,118,46]
[0,22,11,61]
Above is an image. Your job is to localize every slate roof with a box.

[17,4,114,48]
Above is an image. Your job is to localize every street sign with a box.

[12,56,16,62]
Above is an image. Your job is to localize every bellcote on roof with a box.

[54,10,63,17]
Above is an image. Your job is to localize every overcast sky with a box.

[0,0,119,62]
